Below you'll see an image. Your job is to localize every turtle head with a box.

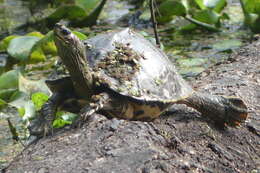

[53,23,93,99]
[54,23,85,60]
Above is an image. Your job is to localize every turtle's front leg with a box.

[72,93,111,127]
[29,92,65,136]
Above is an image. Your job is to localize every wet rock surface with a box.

[2,39,260,173]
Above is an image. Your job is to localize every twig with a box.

[149,0,160,47]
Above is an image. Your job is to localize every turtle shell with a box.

[85,28,193,102]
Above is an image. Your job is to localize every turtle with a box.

[29,23,248,136]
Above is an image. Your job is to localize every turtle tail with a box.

[177,92,248,127]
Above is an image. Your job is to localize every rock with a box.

[2,39,260,173]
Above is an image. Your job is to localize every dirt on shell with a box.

[2,38,260,173]
[93,42,143,83]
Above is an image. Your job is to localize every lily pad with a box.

[75,0,100,14]
[177,58,207,67]
[193,9,220,24]
[157,0,186,23]
[213,39,242,52]
[0,70,19,90]
[26,32,44,38]
[47,5,87,25]
[19,75,50,96]
[0,98,7,108]
[29,47,46,63]
[7,36,40,61]
[194,0,226,12]
[179,67,205,77]
[0,35,18,52]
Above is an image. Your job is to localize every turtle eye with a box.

[61,28,71,36]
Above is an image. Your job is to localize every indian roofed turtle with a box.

[29,23,248,136]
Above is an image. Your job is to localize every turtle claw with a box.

[71,108,94,128]
[28,116,53,137]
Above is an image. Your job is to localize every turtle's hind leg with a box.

[177,92,248,127]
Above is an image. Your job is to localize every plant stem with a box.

[149,0,160,47]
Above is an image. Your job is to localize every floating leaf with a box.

[31,92,49,111]
[193,9,220,24]
[177,58,207,67]
[47,5,87,24]
[26,32,44,38]
[213,39,242,52]
[0,89,18,101]
[29,47,46,63]
[194,0,206,9]
[0,98,7,109]
[75,0,100,14]
[0,35,18,51]
[9,91,28,108]
[42,41,57,55]
[19,75,50,96]
[73,31,88,40]
[179,67,205,77]
[0,70,19,90]
[7,36,40,61]
[157,0,186,23]
[194,0,226,12]
[212,0,226,13]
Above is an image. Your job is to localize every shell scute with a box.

[85,28,193,102]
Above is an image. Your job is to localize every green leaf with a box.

[179,67,205,77]
[0,70,19,90]
[22,101,36,120]
[26,32,44,38]
[157,0,186,23]
[9,91,28,106]
[0,98,7,109]
[7,36,40,61]
[0,89,18,101]
[0,35,19,52]
[194,0,206,9]
[213,0,226,13]
[19,75,50,96]
[47,5,86,24]
[18,107,25,117]
[72,31,88,40]
[53,119,72,128]
[177,58,207,67]
[75,0,100,14]
[32,31,57,56]
[243,0,260,15]
[213,39,242,52]
[193,9,220,24]
[31,92,49,111]
[29,47,46,63]
[53,111,78,128]
[194,0,226,12]
[61,112,78,122]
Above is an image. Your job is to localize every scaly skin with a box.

[177,92,248,127]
